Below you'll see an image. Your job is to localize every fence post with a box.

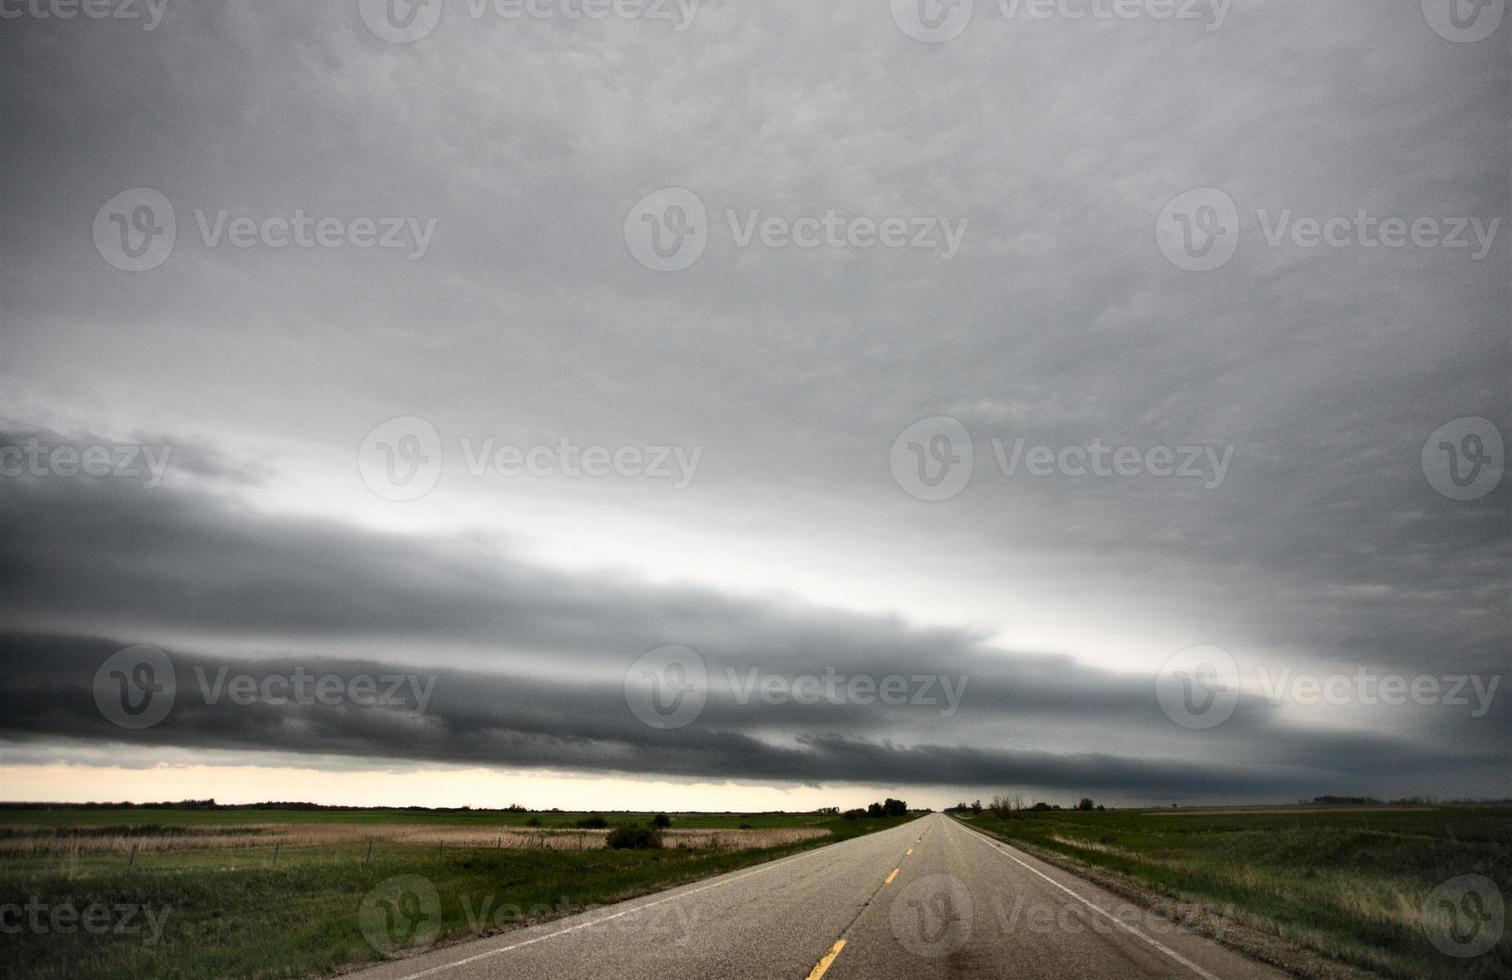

[365,839,373,865]
[272,843,280,867]
[127,844,137,871]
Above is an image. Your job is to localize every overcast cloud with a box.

[0,0,1506,807]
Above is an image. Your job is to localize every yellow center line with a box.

[805,939,846,980]
[884,867,900,884]
[906,847,913,855]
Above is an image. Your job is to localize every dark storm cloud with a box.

[1,443,1503,796]
[0,0,1507,805]
[0,631,1483,797]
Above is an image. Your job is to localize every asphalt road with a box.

[349,812,1290,979]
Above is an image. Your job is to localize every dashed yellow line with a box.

[885,867,900,884]
[906,847,913,855]
[805,939,846,980]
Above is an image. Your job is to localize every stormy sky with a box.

[0,0,1507,809]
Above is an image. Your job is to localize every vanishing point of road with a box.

[349,812,1288,980]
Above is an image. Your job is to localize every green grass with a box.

[0,807,837,830]
[0,809,918,979]
[955,805,1511,980]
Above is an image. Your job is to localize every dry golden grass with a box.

[0,823,828,854]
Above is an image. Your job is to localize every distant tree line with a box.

[944,796,1104,817]
[841,798,908,819]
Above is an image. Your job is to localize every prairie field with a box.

[0,806,912,980]
[957,804,1512,980]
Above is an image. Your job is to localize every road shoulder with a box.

[952,817,1385,980]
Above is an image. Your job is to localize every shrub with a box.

[605,824,662,849]
[575,814,608,829]
[842,808,867,820]
[524,816,541,827]
[651,812,672,829]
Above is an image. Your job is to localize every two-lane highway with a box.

[349,813,1288,979]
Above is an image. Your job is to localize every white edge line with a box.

[384,821,916,980]
[955,820,1222,980]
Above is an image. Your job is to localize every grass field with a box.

[955,804,1511,980]
[0,806,837,830]
[0,807,917,979]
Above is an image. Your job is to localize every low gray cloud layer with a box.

[0,1,1507,803]
[1,440,1504,800]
